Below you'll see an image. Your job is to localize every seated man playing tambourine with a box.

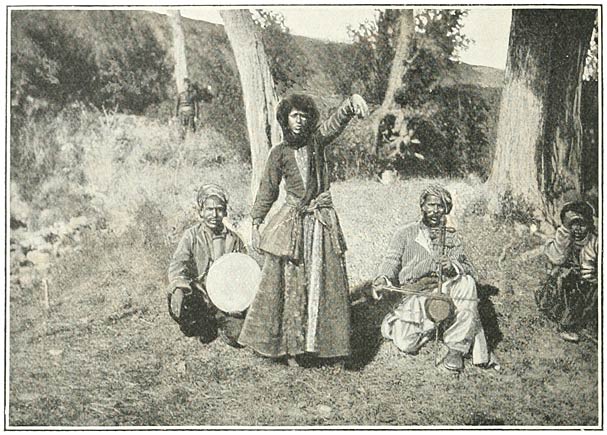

[167,184,246,346]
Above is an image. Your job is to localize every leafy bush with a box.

[10,105,89,201]
[347,9,471,105]
[11,11,171,115]
[494,190,539,225]
[327,140,383,181]
[254,10,312,95]
[395,85,499,178]
[90,11,171,113]
[342,9,498,180]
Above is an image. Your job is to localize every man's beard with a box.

[423,214,443,228]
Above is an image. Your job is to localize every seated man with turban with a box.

[372,185,489,371]
[167,184,246,346]
[535,200,598,343]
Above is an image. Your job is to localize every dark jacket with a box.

[250,97,358,260]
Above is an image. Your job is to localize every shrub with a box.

[10,105,89,202]
[12,11,170,116]
[326,140,383,181]
[393,85,499,179]
[494,190,538,226]
[254,10,312,96]
[90,11,171,114]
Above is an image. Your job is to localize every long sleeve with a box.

[168,229,195,293]
[251,146,283,223]
[316,97,356,146]
[544,226,573,266]
[447,235,476,278]
[377,228,407,285]
[581,235,598,283]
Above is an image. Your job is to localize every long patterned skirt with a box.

[238,213,351,358]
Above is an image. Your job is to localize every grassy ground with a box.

[8,115,599,427]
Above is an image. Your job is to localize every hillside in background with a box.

[10,9,504,118]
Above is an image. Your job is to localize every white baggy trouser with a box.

[381,274,490,365]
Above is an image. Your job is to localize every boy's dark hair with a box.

[560,201,595,225]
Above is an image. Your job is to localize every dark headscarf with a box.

[560,201,594,225]
[419,185,453,215]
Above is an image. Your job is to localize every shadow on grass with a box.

[477,283,503,352]
[345,281,402,371]
[344,281,504,370]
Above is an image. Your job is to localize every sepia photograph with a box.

[5,2,602,428]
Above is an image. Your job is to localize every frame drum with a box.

[206,253,261,313]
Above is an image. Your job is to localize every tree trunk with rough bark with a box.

[170,10,188,94]
[220,9,281,200]
[487,9,596,223]
[369,9,415,155]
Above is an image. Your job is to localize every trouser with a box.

[381,275,489,365]
[179,112,196,134]
[535,267,598,332]
[169,287,244,342]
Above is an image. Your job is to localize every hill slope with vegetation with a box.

[11,9,503,146]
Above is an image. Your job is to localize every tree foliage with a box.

[347,9,471,104]
[253,10,311,94]
[343,9,499,179]
[91,11,171,113]
[11,11,171,115]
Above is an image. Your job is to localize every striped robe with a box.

[377,220,489,365]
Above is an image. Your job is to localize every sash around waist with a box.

[258,191,347,260]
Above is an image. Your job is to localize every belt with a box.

[285,191,334,226]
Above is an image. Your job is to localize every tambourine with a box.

[205,253,261,313]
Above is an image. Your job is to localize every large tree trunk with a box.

[370,9,415,155]
[380,9,415,113]
[487,9,595,223]
[169,10,188,93]
[220,10,281,200]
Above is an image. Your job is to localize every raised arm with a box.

[251,146,283,225]
[544,226,573,266]
[317,94,369,146]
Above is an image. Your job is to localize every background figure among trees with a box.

[175,78,215,138]
[175,78,198,136]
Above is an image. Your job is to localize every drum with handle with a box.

[206,252,261,313]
